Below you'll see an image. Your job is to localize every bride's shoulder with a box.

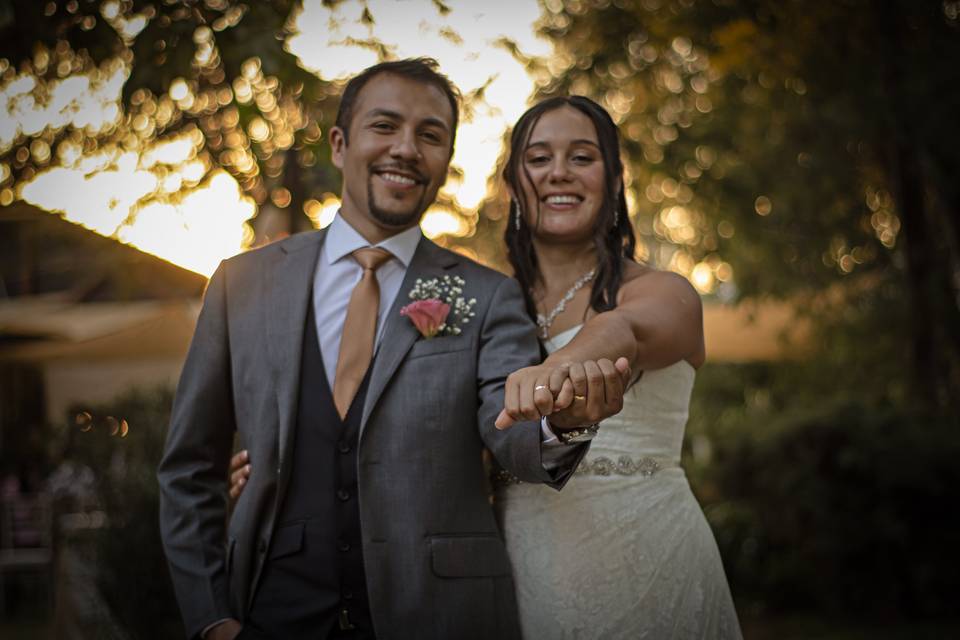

[618,261,700,307]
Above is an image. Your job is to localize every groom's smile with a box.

[330,72,455,244]
[367,160,430,225]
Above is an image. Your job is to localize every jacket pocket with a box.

[406,334,475,360]
[429,534,512,578]
[269,521,305,560]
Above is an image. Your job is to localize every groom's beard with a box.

[366,167,430,228]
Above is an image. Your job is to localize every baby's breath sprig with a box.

[407,275,476,336]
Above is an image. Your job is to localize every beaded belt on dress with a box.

[493,455,679,487]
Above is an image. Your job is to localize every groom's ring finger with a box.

[533,382,554,415]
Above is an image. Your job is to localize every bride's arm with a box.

[546,267,705,376]
[496,267,703,428]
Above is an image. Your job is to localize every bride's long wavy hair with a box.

[502,96,637,322]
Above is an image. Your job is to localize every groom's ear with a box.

[330,126,347,170]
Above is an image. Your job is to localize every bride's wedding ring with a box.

[574,394,586,402]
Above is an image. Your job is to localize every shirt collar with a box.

[324,212,422,268]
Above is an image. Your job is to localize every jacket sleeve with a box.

[158,260,237,639]
[474,276,587,489]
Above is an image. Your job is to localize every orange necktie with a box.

[333,247,393,419]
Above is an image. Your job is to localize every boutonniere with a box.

[400,275,476,338]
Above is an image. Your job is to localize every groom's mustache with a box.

[371,162,428,185]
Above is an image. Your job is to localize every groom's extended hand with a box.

[495,357,630,430]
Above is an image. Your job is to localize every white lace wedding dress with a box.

[495,325,742,639]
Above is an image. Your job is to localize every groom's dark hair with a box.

[335,57,461,154]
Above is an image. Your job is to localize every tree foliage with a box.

[529,0,960,410]
[0,0,341,238]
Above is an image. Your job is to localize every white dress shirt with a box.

[313,213,422,389]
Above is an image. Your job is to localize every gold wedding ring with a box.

[574,394,586,402]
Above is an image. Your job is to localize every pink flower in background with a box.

[400,299,450,338]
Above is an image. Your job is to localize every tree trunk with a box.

[877,1,960,411]
[283,148,310,234]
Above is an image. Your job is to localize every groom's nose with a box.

[390,128,421,162]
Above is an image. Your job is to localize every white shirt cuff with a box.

[540,416,562,447]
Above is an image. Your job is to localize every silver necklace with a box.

[536,268,596,340]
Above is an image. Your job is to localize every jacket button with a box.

[338,440,351,454]
[337,540,350,552]
[337,489,350,502]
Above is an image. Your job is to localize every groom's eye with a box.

[419,129,444,144]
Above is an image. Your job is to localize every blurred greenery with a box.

[687,364,960,620]
[55,388,182,639]
[0,0,342,236]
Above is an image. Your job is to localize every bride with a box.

[491,95,742,639]
[231,95,741,639]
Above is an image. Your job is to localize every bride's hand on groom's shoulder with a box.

[495,358,630,430]
[205,618,242,640]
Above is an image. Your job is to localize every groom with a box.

[159,58,623,640]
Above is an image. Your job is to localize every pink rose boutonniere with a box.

[400,299,450,338]
[401,275,476,338]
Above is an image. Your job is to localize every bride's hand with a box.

[547,357,630,431]
[229,450,251,499]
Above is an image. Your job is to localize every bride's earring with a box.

[513,199,521,232]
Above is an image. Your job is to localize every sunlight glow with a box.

[1,59,127,152]
[117,170,255,276]
[421,205,470,240]
[19,125,255,276]
[8,0,548,278]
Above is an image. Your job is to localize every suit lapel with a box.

[360,238,459,439]
[266,230,326,476]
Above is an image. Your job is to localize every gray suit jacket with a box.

[158,230,585,639]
